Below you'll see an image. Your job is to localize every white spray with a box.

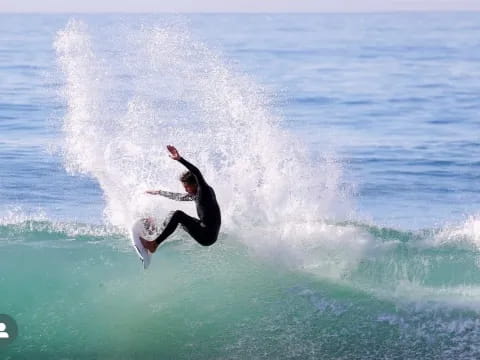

[54,19,369,277]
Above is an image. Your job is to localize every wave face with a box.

[2,218,480,359]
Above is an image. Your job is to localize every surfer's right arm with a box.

[146,190,194,201]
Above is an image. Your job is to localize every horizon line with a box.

[1,9,480,14]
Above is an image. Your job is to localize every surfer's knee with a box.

[172,210,187,221]
[165,210,185,223]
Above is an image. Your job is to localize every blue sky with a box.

[2,0,480,13]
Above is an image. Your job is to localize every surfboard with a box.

[131,218,156,269]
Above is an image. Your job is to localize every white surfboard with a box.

[131,218,156,269]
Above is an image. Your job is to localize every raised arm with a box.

[167,145,207,187]
[178,157,207,187]
[146,190,194,201]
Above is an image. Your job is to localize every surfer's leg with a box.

[180,219,217,246]
[158,210,216,246]
[142,210,215,252]
[153,210,197,245]
[141,211,197,253]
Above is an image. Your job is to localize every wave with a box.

[13,19,472,358]
[5,209,480,357]
[2,213,479,305]
[2,215,480,358]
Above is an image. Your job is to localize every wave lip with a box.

[433,214,480,249]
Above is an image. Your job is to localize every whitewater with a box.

[1,14,480,359]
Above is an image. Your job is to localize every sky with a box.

[1,0,480,13]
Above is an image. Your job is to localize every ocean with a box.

[1,13,480,359]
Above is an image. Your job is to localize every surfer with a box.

[140,145,221,252]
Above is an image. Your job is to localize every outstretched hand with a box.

[167,145,181,160]
[145,190,159,195]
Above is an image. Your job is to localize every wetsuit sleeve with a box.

[157,190,195,201]
[178,157,207,188]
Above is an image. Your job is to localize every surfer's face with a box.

[183,182,198,195]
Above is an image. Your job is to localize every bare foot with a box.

[140,236,159,253]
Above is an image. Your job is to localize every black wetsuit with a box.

[153,157,221,246]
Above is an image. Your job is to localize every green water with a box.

[1,222,480,359]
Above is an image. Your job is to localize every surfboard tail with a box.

[131,219,153,269]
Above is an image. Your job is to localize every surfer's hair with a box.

[180,171,196,185]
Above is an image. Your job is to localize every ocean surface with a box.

[1,13,480,359]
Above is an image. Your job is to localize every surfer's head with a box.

[180,171,198,195]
